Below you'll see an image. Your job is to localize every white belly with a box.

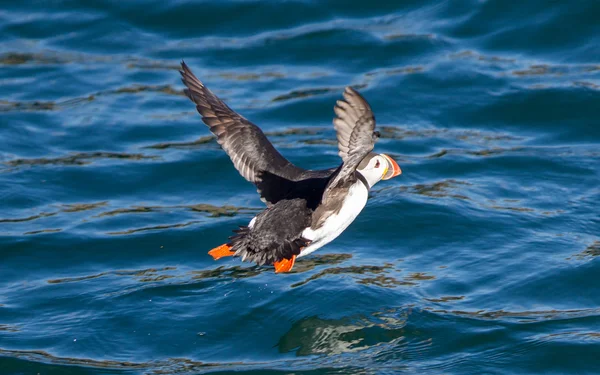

[299,182,369,258]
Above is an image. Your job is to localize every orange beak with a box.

[381,154,402,180]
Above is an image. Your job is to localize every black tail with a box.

[227,225,309,266]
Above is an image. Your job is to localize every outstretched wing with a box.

[180,62,306,204]
[328,87,379,188]
[333,87,377,162]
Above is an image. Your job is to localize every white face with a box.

[356,154,389,189]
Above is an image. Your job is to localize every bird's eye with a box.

[375,160,380,168]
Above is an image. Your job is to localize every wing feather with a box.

[179,62,307,204]
[328,87,379,189]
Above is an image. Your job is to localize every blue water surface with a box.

[1,1,599,374]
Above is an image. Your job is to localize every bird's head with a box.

[356,153,402,189]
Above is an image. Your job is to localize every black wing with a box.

[180,62,307,204]
[328,87,378,188]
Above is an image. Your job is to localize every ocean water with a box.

[1,1,599,374]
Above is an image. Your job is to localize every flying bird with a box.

[180,62,401,273]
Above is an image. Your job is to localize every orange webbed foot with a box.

[208,244,234,260]
[274,255,296,273]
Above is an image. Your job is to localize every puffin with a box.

[180,62,402,273]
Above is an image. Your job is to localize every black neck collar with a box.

[356,172,370,190]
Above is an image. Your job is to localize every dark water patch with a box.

[0,51,180,72]
[148,111,197,121]
[427,308,600,323]
[511,63,600,79]
[466,147,523,157]
[424,296,465,303]
[357,275,416,288]
[365,65,425,78]
[397,180,471,200]
[188,203,256,217]
[0,52,67,65]
[112,84,184,96]
[0,83,181,114]
[583,66,600,72]
[488,205,535,213]
[0,212,56,223]
[0,347,364,374]
[568,241,600,260]
[144,136,214,150]
[272,85,367,102]
[47,272,108,284]
[0,50,110,65]
[107,221,202,236]
[377,126,522,144]
[449,50,516,63]
[126,61,180,71]
[292,253,353,273]
[262,27,373,46]
[536,331,600,343]
[482,202,565,218]
[394,178,570,217]
[573,81,600,90]
[0,324,19,333]
[1,202,106,231]
[265,127,328,137]
[300,139,337,146]
[60,201,108,213]
[383,33,436,41]
[0,95,98,113]
[5,152,158,168]
[47,267,178,284]
[215,71,286,81]
[426,146,525,159]
[23,228,62,235]
[0,348,149,371]
[241,126,339,146]
[404,272,435,281]
[0,99,59,112]
[190,265,263,281]
[426,149,448,158]
[446,51,600,93]
[513,64,564,77]
[291,264,395,288]
[95,203,256,219]
[129,274,175,283]
[95,206,156,217]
